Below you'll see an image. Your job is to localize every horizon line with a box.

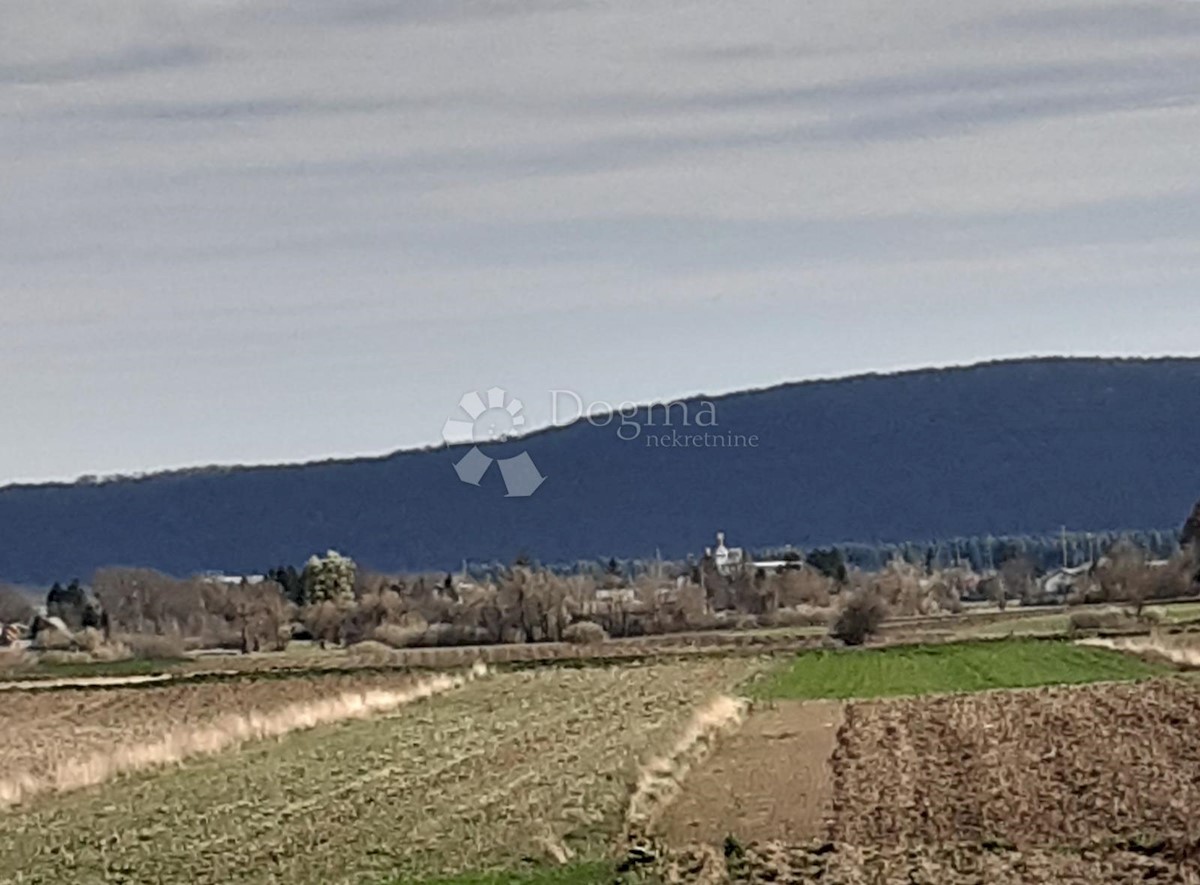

[4,352,1196,491]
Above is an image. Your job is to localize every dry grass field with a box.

[0,671,438,787]
[0,658,760,884]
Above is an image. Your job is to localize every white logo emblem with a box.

[441,387,546,497]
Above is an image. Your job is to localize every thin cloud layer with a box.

[2,0,1198,481]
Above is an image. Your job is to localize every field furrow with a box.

[831,678,1200,847]
[0,658,759,884]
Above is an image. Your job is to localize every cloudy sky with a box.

[3,0,1199,483]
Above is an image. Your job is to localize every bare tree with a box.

[304,598,354,648]
[832,591,888,646]
[1182,499,1200,554]
[999,556,1037,605]
[772,568,833,608]
[222,581,290,652]
[1096,540,1149,615]
[0,584,34,624]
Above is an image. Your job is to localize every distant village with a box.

[2,501,1198,656]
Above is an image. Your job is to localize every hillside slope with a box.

[2,357,1198,584]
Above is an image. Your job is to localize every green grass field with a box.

[1162,602,1200,623]
[964,613,1072,638]
[750,639,1166,700]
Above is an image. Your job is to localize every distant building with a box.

[594,588,637,605]
[707,531,746,577]
[1039,565,1092,598]
[201,572,265,587]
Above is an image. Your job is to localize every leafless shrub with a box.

[90,640,133,662]
[733,614,760,631]
[760,606,832,628]
[771,568,833,608]
[346,640,397,666]
[67,628,133,662]
[0,647,32,672]
[416,623,488,647]
[831,591,888,646]
[1068,607,1135,634]
[1096,541,1151,613]
[116,632,187,660]
[32,627,74,651]
[369,623,425,649]
[222,582,292,652]
[856,560,929,616]
[303,599,349,648]
[977,575,1006,611]
[39,650,93,665]
[563,621,608,645]
[1000,555,1037,605]
[0,584,34,624]
[73,627,106,654]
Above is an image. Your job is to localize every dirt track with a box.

[0,674,173,691]
[658,700,843,845]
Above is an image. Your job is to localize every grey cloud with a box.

[14,187,1194,271]
[817,81,1199,143]
[46,95,448,125]
[578,52,1200,115]
[0,44,212,85]
[25,48,1200,174]
[406,189,1200,271]
[229,77,1198,185]
[271,0,596,26]
[667,42,841,63]
[989,2,1200,40]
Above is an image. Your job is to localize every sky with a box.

[3,0,1200,484]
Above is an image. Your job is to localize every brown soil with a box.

[831,679,1200,847]
[655,679,1200,882]
[658,700,843,845]
[660,838,1200,883]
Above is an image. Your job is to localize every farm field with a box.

[656,641,1200,883]
[0,657,760,884]
[1080,632,1200,669]
[965,612,1072,637]
[0,670,437,787]
[3,637,1195,884]
[749,638,1164,700]
[831,679,1200,847]
[1161,601,1200,623]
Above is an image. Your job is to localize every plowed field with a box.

[659,642,1200,883]
[831,679,1200,847]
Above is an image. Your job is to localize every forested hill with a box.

[2,357,1199,585]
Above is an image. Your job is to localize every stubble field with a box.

[0,658,760,884]
[0,670,438,786]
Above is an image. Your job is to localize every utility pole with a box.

[1061,525,1069,569]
